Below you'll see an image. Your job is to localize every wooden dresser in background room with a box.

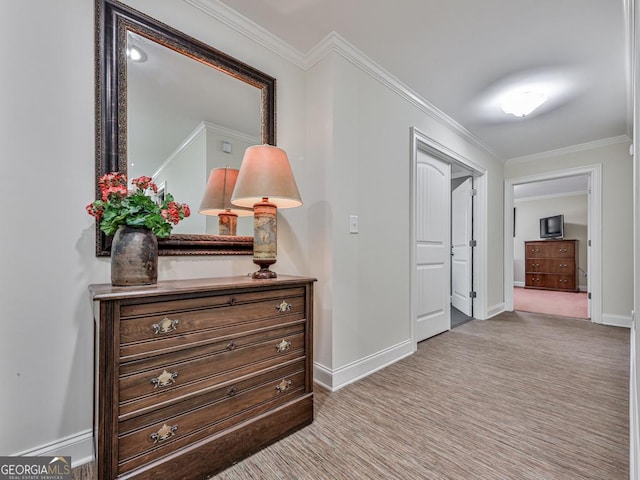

[524,240,579,292]
[89,275,315,480]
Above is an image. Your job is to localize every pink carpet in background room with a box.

[513,287,589,319]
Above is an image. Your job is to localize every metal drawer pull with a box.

[227,386,237,397]
[276,300,292,313]
[152,317,179,334]
[276,339,292,353]
[228,296,237,305]
[151,370,178,389]
[150,424,178,444]
[276,379,292,393]
[226,341,237,351]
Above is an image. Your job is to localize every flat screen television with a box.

[540,214,564,239]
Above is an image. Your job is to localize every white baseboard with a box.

[514,281,525,288]
[313,339,414,391]
[13,429,94,468]
[487,302,505,319]
[601,313,632,328]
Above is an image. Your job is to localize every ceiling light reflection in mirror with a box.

[126,31,261,236]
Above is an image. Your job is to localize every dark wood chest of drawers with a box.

[524,240,578,292]
[89,275,315,479]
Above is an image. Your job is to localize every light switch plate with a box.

[349,215,358,234]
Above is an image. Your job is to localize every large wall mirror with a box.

[94,0,276,255]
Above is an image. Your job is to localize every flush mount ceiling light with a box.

[501,90,548,117]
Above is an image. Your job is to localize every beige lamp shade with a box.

[231,145,302,208]
[198,167,253,216]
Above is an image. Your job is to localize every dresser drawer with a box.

[119,350,304,419]
[119,328,305,403]
[118,366,306,470]
[527,241,575,259]
[550,275,576,290]
[526,273,576,290]
[120,294,305,345]
[120,314,304,361]
[549,259,575,274]
[526,258,575,274]
[120,287,305,320]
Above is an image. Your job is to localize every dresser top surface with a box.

[89,275,316,301]
[525,239,577,244]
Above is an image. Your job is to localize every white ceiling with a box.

[218,0,630,161]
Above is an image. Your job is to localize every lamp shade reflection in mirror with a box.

[198,167,253,236]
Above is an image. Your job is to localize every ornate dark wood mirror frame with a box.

[94,0,276,256]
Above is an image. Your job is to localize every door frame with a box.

[410,127,488,350]
[503,164,602,323]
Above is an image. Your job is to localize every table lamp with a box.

[231,145,302,278]
[198,167,253,236]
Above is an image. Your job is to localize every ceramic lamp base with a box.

[252,199,278,278]
[218,211,238,236]
[252,262,277,279]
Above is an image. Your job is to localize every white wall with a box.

[308,48,505,386]
[155,129,207,234]
[0,0,307,463]
[505,141,633,319]
[514,194,588,290]
[2,0,508,464]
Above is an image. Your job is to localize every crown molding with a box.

[305,32,502,162]
[505,135,631,165]
[183,2,502,163]
[182,0,307,67]
[153,121,259,179]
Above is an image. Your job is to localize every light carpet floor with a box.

[514,287,589,319]
[73,310,629,480]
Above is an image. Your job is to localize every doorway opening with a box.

[504,165,602,324]
[410,127,488,347]
[451,168,476,328]
[512,176,590,319]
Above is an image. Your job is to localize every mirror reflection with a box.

[95,0,276,255]
[127,31,260,237]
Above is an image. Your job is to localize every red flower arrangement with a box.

[86,172,190,238]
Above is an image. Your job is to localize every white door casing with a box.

[415,149,451,342]
[410,127,488,350]
[451,177,473,316]
[503,165,601,323]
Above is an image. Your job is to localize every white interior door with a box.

[415,149,451,342]
[451,177,473,316]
